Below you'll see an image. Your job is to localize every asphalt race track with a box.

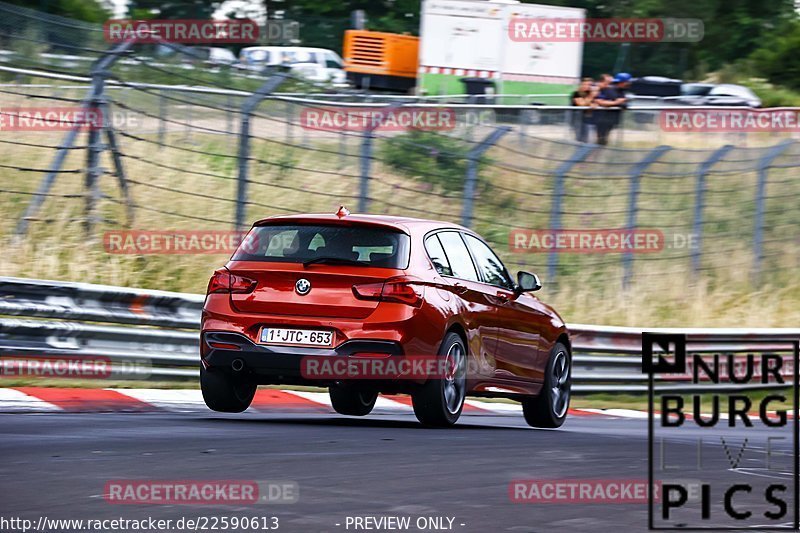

[1,411,794,533]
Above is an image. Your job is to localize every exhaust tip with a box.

[231,359,245,372]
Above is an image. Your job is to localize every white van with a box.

[238,46,346,85]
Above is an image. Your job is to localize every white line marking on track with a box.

[110,388,203,411]
[282,390,333,408]
[582,408,649,419]
[0,388,61,412]
[464,400,521,413]
[374,396,413,411]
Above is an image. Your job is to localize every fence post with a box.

[339,130,347,170]
[226,94,233,135]
[358,104,403,213]
[622,145,670,287]
[84,82,103,237]
[461,126,511,228]
[183,91,192,143]
[753,139,794,280]
[691,145,734,273]
[465,97,477,143]
[83,41,143,237]
[103,113,134,228]
[235,74,289,230]
[301,104,310,148]
[358,131,374,213]
[226,93,233,151]
[547,143,597,282]
[285,99,294,145]
[158,88,166,149]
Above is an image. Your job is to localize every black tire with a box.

[411,332,467,427]
[200,366,256,413]
[522,342,571,428]
[329,385,378,416]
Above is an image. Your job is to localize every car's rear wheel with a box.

[412,332,467,427]
[329,384,378,416]
[522,342,571,428]
[200,366,256,413]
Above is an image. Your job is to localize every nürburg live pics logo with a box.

[644,332,799,530]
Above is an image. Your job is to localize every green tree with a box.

[5,0,110,23]
[749,19,800,91]
[284,0,420,51]
[286,0,420,33]
[125,1,223,19]
[540,0,796,79]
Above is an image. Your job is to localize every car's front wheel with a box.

[200,366,257,413]
[329,384,378,416]
[411,332,467,427]
[521,342,571,428]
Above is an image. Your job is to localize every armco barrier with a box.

[0,276,797,393]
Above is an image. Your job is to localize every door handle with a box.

[452,283,469,295]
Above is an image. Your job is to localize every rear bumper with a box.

[202,331,408,386]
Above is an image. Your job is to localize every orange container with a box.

[343,30,419,91]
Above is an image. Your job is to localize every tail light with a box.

[206,341,243,351]
[207,268,256,294]
[352,277,423,307]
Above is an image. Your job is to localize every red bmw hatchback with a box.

[201,209,571,427]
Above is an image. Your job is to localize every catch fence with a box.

[0,3,798,302]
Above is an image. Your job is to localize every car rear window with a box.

[233,224,410,268]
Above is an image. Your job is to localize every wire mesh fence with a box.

[0,2,799,327]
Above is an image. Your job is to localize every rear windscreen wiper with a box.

[302,257,370,267]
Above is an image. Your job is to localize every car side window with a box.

[464,234,514,289]
[324,52,343,69]
[424,234,452,276]
[437,232,479,282]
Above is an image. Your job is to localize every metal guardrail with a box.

[0,276,797,393]
[0,277,201,380]
[0,276,203,327]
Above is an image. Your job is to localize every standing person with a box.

[570,77,596,143]
[594,73,630,145]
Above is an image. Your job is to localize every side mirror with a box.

[516,271,542,293]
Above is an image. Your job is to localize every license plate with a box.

[259,327,333,347]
